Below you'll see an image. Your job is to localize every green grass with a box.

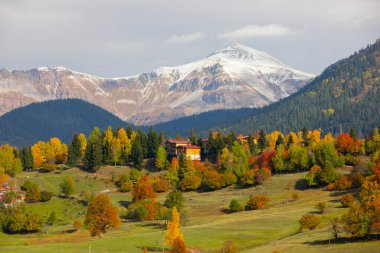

[2,167,379,253]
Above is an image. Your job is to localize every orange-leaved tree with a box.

[165,207,183,247]
[132,175,156,203]
[84,194,121,237]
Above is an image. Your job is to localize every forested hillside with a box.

[0,99,129,147]
[153,39,380,136]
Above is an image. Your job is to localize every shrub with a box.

[341,194,354,207]
[327,177,352,191]
[153,177,170,193]
[201,169,225,190]
[299,214,321,231]
[291,192,300,201]
[21,180,33,191]
[129,168,142,183]
[240,169,256,186]
[221,171,238,186]
[40,163,57,172]
[229,199,243,213]
[73,220,83,230]
[40,191,54,202]
[3,191,18,204]
[46,211,56,225]
[26,183,40,203]
[59,176,74,197]
[316,202,327,214]
[127,202,148,221]
[116,174,133,192]
[246,195,270,210]
[180,175,201,191]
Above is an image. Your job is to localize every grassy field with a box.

[1,167,379,253]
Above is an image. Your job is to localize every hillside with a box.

[0,43,313,125]
[153,39,380,136]
[0,99,129,147]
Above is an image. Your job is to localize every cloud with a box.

[166,32,205,44]
[218,24,295,40]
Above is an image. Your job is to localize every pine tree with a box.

[349,128,356,140]
[302,128,309,147]
[20,147,33,171]
[68,134,81,165]
[189,128,197,145]
[159,131,167,146]
[131,139,144,169]
[84,127,103,172]
[258,129,267,151]
[147,128,159,158]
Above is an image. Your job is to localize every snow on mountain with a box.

[0,43,315,125]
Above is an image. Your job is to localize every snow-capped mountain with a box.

[0,43,315,125]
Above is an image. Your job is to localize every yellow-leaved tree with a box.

[165,207,183,247]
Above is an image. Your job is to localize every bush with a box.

[25,184,40,203]
[316,202,327,214]
[327,177,352,191]
[299,214,321,231]
[129,168,142,183]
[201,169,225,191]
[291,192,300,201]
[3,191,18,204]
[153,177,170,193]
[46,211,56,225]
[341,194,354,207]
[229,199,243,213]
[221,171,238,186]
[246,195,270,210]
[180,175,201,191]
[73,220,83,230]
[127,202,148,221]
[21,180,33,191]
[40,191,54,202]
[116,174,133,192]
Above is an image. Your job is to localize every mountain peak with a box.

[208,43,287,67]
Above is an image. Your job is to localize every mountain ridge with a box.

[0,43,314,125]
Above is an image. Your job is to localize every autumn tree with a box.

[60,176,75,197]
[78,133,87,158]
[246,195,270,210]
[299,214,321,231]
[165,207,183,247]
[170,236,187,253]
[73,220,83,230]
[0,144,23,176]
[84,194,121,237]
[132,176,156,203]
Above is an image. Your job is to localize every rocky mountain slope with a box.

[0,43,314,125]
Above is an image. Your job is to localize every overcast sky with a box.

[1,0,379,77]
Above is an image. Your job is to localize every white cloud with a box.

[166,32,205,44]
[218,24,295,40]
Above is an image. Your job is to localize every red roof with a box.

[177,145,201,149]
[167,139,190,144]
